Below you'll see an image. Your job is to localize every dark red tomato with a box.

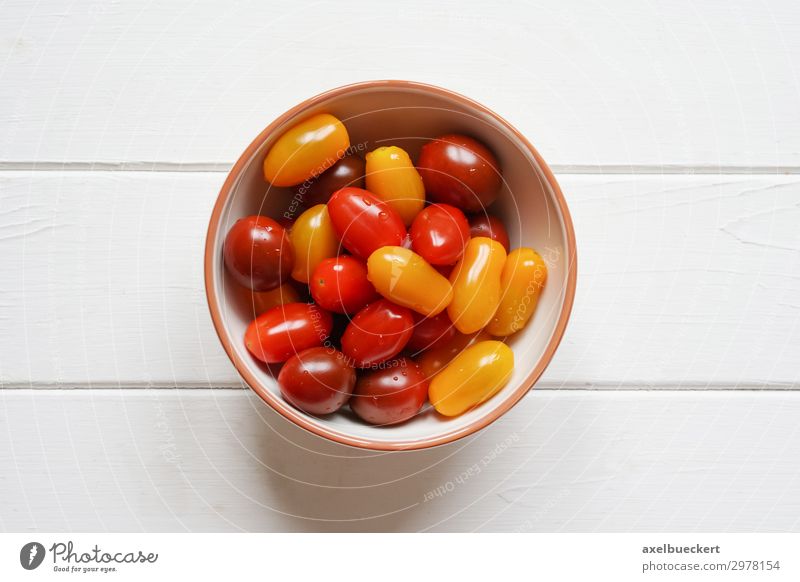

[341,299,414,367]
[350,357,429,425]
[410,203,470,265]
[468,214,510,252]
[310,255,378,314]
[417,134,502,213]
[405,311,457,354]
[244,302,332,364]
[277,347,356,415]
[277,216,296,231]
[224,215,294,291]
[300,154,366,207]
[433,263,454,279]
[327,187,406,259]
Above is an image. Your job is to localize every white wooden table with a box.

[1,0,799,532]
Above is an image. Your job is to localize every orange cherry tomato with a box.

[365,146,425,225]
[289,204,340,284]
[263,113,350,187]
[428,340,514,417]
[367,246,453,317]
[235,283,302,319]
[488,248,548,336]
[447,237,507,334]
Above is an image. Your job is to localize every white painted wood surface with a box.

[1,171,798,389]
[1,0,799,532]
[2,390,800,532]
[1,0,799,170]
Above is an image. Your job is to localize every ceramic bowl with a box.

[205,80,576,450]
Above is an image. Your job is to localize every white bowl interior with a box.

[210,84,572,447]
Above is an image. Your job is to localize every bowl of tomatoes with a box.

[205,80,577,450]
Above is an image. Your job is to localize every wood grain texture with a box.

[0,171,797,388]
[1,0,799,169]
[1,389,798,532]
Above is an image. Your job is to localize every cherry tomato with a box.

[417,134,502,213]
[415,329,490,380]
[263,113,350,187]
[365,146,425,225]
[350,357,429,425]
[289,204,339,284]
[277,216,296,231]
[235,283,301,319]
[469,214,510,252]
[327,187,406,259]
[488,248,548,336]
[434,264,454,279]
[428,340,514,417]
[299,154,365,206]
[223,215,294,291]
[277,347,356,415]
[310,255,378,314]
[410,203,470,265]
[367,246,453,317]
[448,237,507,334]
[406,311,457,354]
[244,302,333,364]
[341,299,414,367]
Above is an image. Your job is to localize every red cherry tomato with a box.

[469,214,510,252]
[406,311,457,354]
[410,203,470,265]
[417,134,502,213]
[341,299,414,367]
[223,215,294,291]
[310,255,378,314]
[350,357,429,425]
[244,302,333,364]
[327,187,406,259]
[277,347,356,415]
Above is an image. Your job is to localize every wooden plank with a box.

[1,389,798,532]
[1,0,799,169]
[1,171,798,388]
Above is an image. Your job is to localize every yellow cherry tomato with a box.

[263,113,350,187]
[367,246,453,317]
[428,340,514,417]
[488,248,548,336]
[416,329,491,380]
[289,204,340,284]
[447,237,507,334]
[365,146,425,225]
